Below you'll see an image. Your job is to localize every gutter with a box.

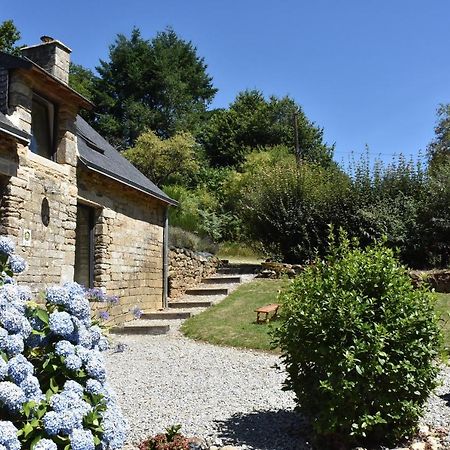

[162,207,169,308]
[0,122,30,145]
[78,155,178,206]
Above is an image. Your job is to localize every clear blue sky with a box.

[5,1,450,164]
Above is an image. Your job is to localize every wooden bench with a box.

[255,303,280,323]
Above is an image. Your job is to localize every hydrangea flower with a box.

[7,354,34,383]
[33,439,58,450]
[20,375,43,402]
[0,237,15,257]
[70,429,95,450]
[64,380,84,396]
[64,282,85,298]
[42,411,64,436]
[0,358,7,380]
[0,421,21,450]
[84,351,106,381]
[101,405,129,449]
[64,354,83,371]
[4,334,24,356]
[17,285,32,302]
[45,286,69,307]
[8,255,27,274]
[48,311,74,337]
[0,381,26,412]
[0,239,128,448]
[66,295,90,323]
[85,378,103,396]
[0,309,31,338]
[97,336,110,352]
[54,340,75,358]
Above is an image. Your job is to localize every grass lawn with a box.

[436,292,450,353]
[181,278,290,352]
[216,241,265,265]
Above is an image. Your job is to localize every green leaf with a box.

[35,308,49,324]
[49,377,59,393]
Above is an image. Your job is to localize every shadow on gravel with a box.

[214,409,312,450]
[440,393,450,406]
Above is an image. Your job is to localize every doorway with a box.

[74,204,96,288]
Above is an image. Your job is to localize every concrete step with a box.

[140,311,192,320]
[202,276,241,284]
[110,324,170,335]
[168,300,212,309]
[185,287,229,296]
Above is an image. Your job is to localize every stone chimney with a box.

[21,36,71,85]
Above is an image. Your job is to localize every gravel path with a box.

[106,334,310,450]
[106,333,450,450]
[105,272,450,449]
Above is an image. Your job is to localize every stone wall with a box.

[77,169,166,324]
[0,140,78,291]
[410,269,450,293]
[168,247,218,299]
[0,69,79,291]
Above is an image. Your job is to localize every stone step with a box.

[110,324,170,335]
[185,287,229,296]
[168,300,212,309]
[217,264,261,275]
[202,276,241,284]
[140,311,192,320]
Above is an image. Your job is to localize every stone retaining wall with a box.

[410,269,450,293]
[168,247,219,298]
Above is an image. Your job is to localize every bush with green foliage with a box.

[238,158,351,262]
[0,236,127,449]
[236,149,449,267]
[273,234,441,448]
[169,226,217,254]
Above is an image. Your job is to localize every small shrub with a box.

[273,232,442,448]
[0,236,128,449]
[169,227,217,254]
[138,425,190,450]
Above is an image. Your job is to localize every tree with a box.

[123,130,200,186]
[93,27,217,149]
[69,63,96,101]
[0,20,22,55]
[199,90,334,167]
[427,104,450,170]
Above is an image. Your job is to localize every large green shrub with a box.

[239,160,351,262]
[273,234,441,448]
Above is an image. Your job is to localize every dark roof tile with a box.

[76,116,176,205]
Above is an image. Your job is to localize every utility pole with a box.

[293,111,301,166]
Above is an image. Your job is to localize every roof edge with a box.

[78,155,178,206]
[0,120,30,144]
[22,57,94,110]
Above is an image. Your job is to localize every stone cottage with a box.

[0,36,176,323]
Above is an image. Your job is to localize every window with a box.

[74,204,96,288]
[30,94,55,159]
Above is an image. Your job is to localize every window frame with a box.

[30,93,57,161]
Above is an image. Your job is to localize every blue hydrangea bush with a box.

[0,237,128,449]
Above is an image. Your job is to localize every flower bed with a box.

[0,237,128,449]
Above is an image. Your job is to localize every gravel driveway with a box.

[106,333,311,449]
[106,334,450,450]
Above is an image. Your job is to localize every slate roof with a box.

[0,112,30,144]
[76,116,176,205]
